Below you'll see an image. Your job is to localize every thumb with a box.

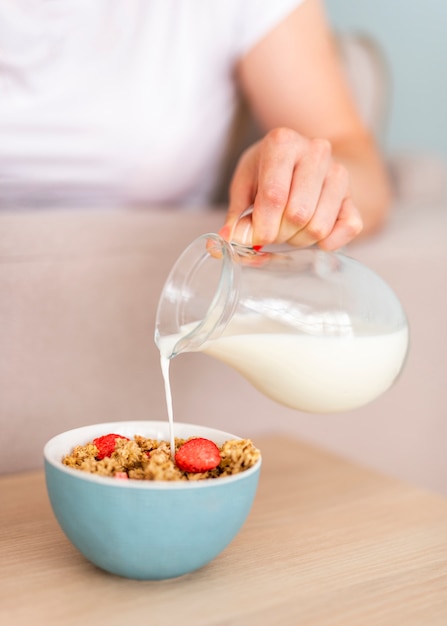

[219,145,259,241]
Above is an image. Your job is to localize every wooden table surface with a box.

[1,435,447,626]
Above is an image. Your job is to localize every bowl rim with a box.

[44,420,262,490]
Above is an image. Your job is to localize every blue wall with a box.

[325,0,447,159]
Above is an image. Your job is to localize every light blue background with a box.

[325,0,447,159]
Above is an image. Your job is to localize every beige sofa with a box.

[1,200,446,497]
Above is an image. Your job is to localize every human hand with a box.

[219,127,363,250]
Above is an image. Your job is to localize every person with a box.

[0,0,392,250]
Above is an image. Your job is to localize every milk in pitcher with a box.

[159,315,409,413]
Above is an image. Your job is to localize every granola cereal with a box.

[62,434,260,481]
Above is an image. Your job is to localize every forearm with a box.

[236,0,394,239]
[331,133,393,237]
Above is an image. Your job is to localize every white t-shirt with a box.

[0,0,303,210]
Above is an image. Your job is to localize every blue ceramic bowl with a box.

[44,421,261,580]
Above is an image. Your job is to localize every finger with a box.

[227,212,255,246]
[286,160,349,248]
[219,145,259,242]
[251,128,306,245]
[317,196,363,250]
[277,138,332,244]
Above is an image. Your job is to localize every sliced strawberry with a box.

[114,472,129,480]
[175,437,221,473]
[93,433,129,460]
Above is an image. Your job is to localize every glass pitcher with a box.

[154,215,409,414]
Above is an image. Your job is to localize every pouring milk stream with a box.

[155,211,409,449]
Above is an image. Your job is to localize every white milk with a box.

[158,316,408,414]
[202,327,408,413]
[160,355,176,458]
